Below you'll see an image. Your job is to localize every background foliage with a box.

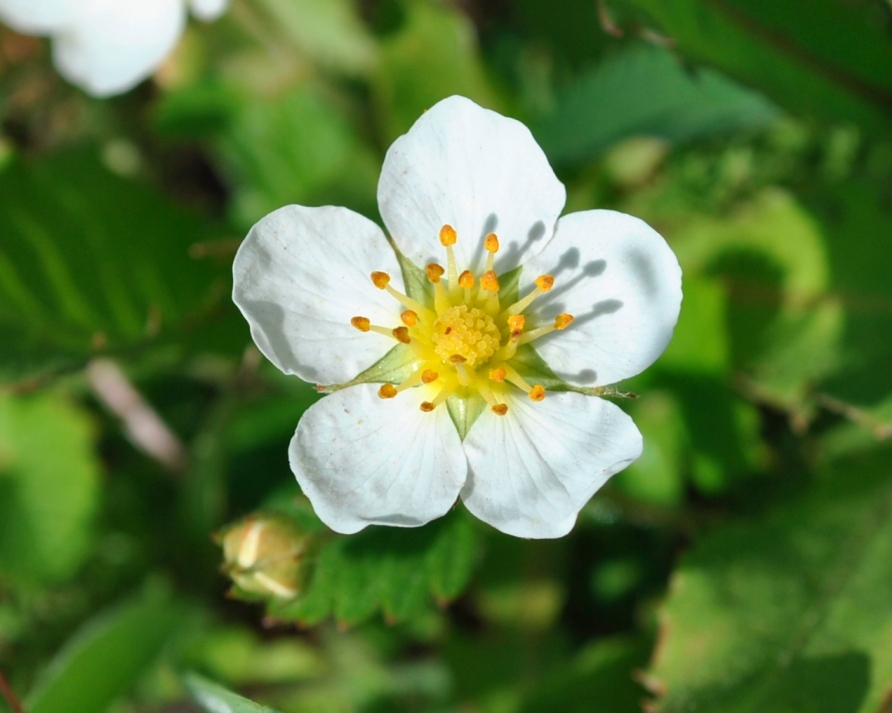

[2,1,892,711]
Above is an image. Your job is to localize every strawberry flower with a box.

[233,96,682,538]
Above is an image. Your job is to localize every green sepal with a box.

[510,344,638,399]
[386,235,433,307]
[317,344,416,393]
[498,265,522,306]
[446,394,487,441]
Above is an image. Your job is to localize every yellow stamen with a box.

[480,270,499,293]
[422,369,439,384]
[454,361,472,386]
[489,367,507,382]
[420,381,455,412]
[529,385,546,401]
[503,364,534,393]
[392,326,411,344]
[426,263,445,283]
[507,315,525,332]
[484,233,499,272]
[371,271,390,289]
[378,384,397,399]
[518,313,574,345]
[492,404,509,416]
[535,274,555,292]
[401,310,418,327]
[420,401,435,412]
[506,275,554,316]
[439,224,457,246]
[351,316,370,332]
[458,270,474,289]
[554,313,574,330]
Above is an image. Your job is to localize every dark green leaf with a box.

[26,589,186,713]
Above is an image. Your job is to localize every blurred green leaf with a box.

[620,0,892,131]
[518,636,647,713]
[0,152,226,383]
[372,2,503,142]
[255,0,377,76]
[269,509,480,626]
[533,43,780,166]
[219,85,378,228]
[648,450,892,712]
[0,392,99,583]
[25,589,186,713]
[183,672,284,713]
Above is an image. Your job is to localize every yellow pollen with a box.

[426,263,445,283]
[492,404,509,416]
[378,384,398,399]
[535,274,555,292]
[392,326,411,344]
[420,401,435,412]
[507,315,525,331]
[481,270,499,293]
[458,270,475,289]
[490,367,507,382]
[401,310,418,327]
[431,305,501,367]
[484,233,499,252]
[439,224,457,246]
[422,369,439,384]
[529,385,546,401]
[351,316,370,332]
[555,313,574,330]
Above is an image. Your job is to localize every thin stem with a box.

[0,670,25,713]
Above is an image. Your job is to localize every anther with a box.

[458,270,475,289]
[507,315,525,331]
[421,369,439,384]
[378,384,398,399]
[535,274,555,292]
[371,271,391,289]
[554,313,574,330]
[351,316,371,332]
[439,224,457,246]
[392,326,411,344]
[420,401,435,412]
[481,271,499,293]
[484,233,499,253]
[529,385,546,401]
[401,310,418,327]
[426,263,445,283]
[489,367,507,382]
[449,354,467,364]
[492,404,509,416]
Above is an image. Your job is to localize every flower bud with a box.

[217,513,314,601]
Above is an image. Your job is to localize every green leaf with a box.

[183,672,285,713]
[371,2,503,142]
[268,509,480,626]
[648,451,892,712]
[533,43,780,166]
[0,392,99,583]
[0,152,226,383]
[620,0,892,131]
[26,589,186,713]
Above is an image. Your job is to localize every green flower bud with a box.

[217,513,314,601]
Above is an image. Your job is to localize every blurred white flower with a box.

[0,0,229,97]
[233,96,682,539]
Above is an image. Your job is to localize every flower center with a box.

[351,225,574,416]
[431,305,500,367]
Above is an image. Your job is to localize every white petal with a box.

[378,96,566,276]
[461,391,642,538]
[290,383,467,534]
[0,0,71,34]
[233,205,406,385]
[189,0,229,22]
[51,0,185,97]
[521,210,682,386]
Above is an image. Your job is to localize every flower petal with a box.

[378,95,566,276]
[0,0,71,34]
[233,205,406,385]
[189,0,229,22]
[461,391,641,538]
[290,383,467,534]
[521,210,682,386]
[51,0,185,97]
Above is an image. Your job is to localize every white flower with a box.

[0,0,229,97]
[233,96,682,539]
